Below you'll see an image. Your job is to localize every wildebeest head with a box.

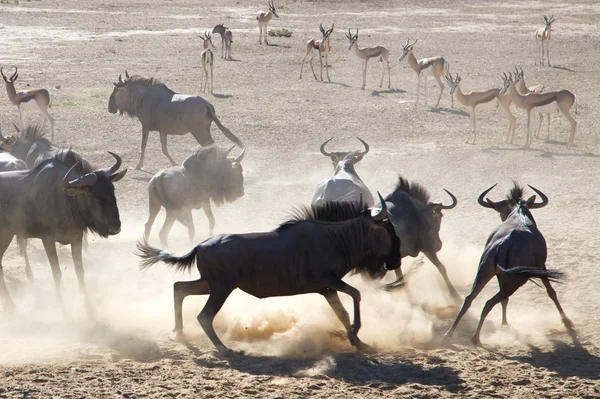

[478,182,548,221]
[108,71,131,115]
[62,151,127,237]
[364,193,402,278]
[319,137,369,169]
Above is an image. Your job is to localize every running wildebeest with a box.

[0,149,127,310]
[137,195,401,353]
[382,176,460,301]
[0,124,58,168]
[444,184,575,345]
[312,137,374,206]
[143,145,246,248]
[108,71,243,170]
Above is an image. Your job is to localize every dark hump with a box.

[127,75,175,94]
[276,201,367,232]
[31,148,94,175]
[182,145,228,170]
[384,175,431,204]
[507,181,525,205]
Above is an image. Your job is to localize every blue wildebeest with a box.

[0,149,127,311]
[0,124,58,168]
[444,184,575,345]
[108,72,244,170]
[312,137,374,207]
[137,195,401,353]
[143,145,245,248]
[382,176,460,301]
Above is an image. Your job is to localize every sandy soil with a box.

[1,0,600,397]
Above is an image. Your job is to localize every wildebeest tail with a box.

[136,240,196,273]
[497,265,565,283]
[208,105,244,148]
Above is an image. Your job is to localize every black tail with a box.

[207,104,244,148]
[498,265,565,283]
[136,240,197,273]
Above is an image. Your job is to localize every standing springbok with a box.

[346,29,390,91]
[212,24,233,60]
[514,66,558,141]
[1,66,55,141]
[200,32,216,94]
[445,73,516,145]
[300,24,334,82]
[256,0,279,45]
[501,72,577,148]
[398,38,452,108]
[535,15,555,67]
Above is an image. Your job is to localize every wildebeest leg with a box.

[541,278,575,333]
[198,283,236,352]
[135,128,150,170]
[71,236,86,294]
[203,202,215,237]
[173,279,210,336]
[159,132,177,166]
[144,194,162,242]
[42,238,63,304]
[497,276,509,327]
[424,251,461,303]
[183,210,195,243]
[321,289,371,350]
[159,211,176,248]
[471,281,520,345]
[17,236,34,282]
[0,233,17,311]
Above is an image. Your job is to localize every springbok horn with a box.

[347,28,352,38]
[372,192,388,221]
[527,185,549,209]
[440,189,458,210]
[64,162,98,192]
[477,184,498,209]
[405,37,410,46]
[320,23,324,32]
[330,23,334,31]
[0,126,7,144]
[224,144,236,157]
[411,38,419,46]
[320,137,334,156]
[233,147,246,164]
[356,137,369,155]
[0,67,6,82]
[98,151,122,176]
[10,66,17,81]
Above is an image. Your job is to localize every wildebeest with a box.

[0,124,57,168]
[382,176,460,301]
[0,149,127,310]
[137,195,401,353]
[108,71,243,170]
[444,184,575,345]
[143,145,245,248]
[312,137,374,206]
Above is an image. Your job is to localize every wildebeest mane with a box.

[385,175,431,204]
[121,75,176,118]
[31,148,95,176]
[507,182,525,205]
[276,200,367,232]
[20,125,51,146]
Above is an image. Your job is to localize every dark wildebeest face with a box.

[478,182,548,221]
[223,146,246,202]
[319,137,369,169]
[64,152,127,237]
[363,196,402,279]
[108,72,131,115]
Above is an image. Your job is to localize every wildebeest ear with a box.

[526,195,537,208]
[369,225,392,255]
[431,203,442,214]
[109,169,127,182]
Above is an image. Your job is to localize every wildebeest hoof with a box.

[216,347,242,358]
[470,335,482,346]
[562,317,575,330]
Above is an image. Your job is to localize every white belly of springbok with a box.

[532,101,560,115]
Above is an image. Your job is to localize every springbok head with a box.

[319,23,334,43]
[200,31,216,49]
[478,183,548,221]
[499,72,516,96]
[444,72,461,95]
[398,38,418,62]
[320,137,370,169]
[346,28,359,50]
[268,0,279,18]
[108,70,131,115]
[543,15,556,30]
[1,66,18,84]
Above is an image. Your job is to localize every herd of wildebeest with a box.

[0,4,580,355]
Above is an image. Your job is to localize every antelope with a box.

[256,0,279,45]
[398,38,452,108]
[212,24,233,60]
[535,15,555,67]
[200,32,215,94]
[346,29,390,91]
[514,66,556,140]
[300,23,334,82]
[1,66,55,141]
[501,72,577,148]
[445,73,516,145]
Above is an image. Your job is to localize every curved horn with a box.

[372,192,388,221]
[319,23,324,32]
[233,147,246,164]
[405,37,410,46]
[527,185,549,209]
[224,144,236,157]
[411,38,418,46]
[330,23,334,31]
[63,162,98,192]
[0,67,6,82]
[10,66,17,81]
[320,137,334,156]
[346,28,352,38]
[440,189,458,210]
[99,151,122,176]
[478,183,498,209]
[356,137,369,155]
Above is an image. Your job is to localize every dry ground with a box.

[1,0,600,398]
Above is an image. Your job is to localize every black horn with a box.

[441,189,458,210]
[356,137,369,155]
[125,70,130,80]
[478,184,498,209]
[99,151,122,176]
[372,192,388,221]
[64,162,98,194]
[233,147,246,164]
[320,137,334,156]
[527,185,549,209]
[224,144,236,157]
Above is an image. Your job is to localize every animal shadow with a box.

[430,107,469,117]
[266,43,291,49]
[212,93,233,99]
[551,65,576,72]
[482,145,600,159]
[371,88,406,96]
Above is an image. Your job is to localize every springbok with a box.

[200,32,215,94]
[346,29,390,91]
[445,73,516,145]
[535,15,555,67]
[212,24,233,60]
[1,66,55,141]
[300,24,334,82]
[256,0,279,45]
[500,72,577,148]
[398,38,452,108]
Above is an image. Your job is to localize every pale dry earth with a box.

[1,0,600,398]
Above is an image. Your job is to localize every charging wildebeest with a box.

[0,149,126,310]
[0,124,57,168]
[312,137,374,206]
[108,71,244,170]
[444,184,575,345]
[143,145,245,248]
[137,195,401,353]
